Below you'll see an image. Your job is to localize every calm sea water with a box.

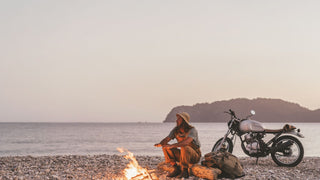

[0,123,319,157]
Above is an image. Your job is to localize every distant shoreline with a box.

[165,98,320,123]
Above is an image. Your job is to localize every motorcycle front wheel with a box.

[271,135,304,167]
[211,137,233,153]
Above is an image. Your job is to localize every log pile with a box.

[157,162,221,180]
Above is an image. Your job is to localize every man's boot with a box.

[177,168,189,178]
[167,164,181,177]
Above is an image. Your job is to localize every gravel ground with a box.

[0,155,319,180]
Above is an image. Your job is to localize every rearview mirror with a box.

[250,110,256,115]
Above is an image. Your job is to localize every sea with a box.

[0,122,319,157]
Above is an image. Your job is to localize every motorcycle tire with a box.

[211,137,233,153]
[271,135,304,167]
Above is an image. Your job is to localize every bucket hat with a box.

[176,112,190,125]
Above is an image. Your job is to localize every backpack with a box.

[201,151,245,179]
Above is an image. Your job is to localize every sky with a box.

[1,1,320,122]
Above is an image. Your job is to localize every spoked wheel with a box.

[271,135,304,167]
[212,137,233,153]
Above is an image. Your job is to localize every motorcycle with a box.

[212,109,304,167]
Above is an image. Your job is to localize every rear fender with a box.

[284,129,304,138]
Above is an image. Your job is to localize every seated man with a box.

[154,112,201,178]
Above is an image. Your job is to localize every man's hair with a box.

[179,119,193,132]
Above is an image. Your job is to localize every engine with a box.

[244,132,264,154]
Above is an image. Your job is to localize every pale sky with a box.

[1,1,320,122]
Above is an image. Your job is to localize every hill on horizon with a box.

[164,98,320,123]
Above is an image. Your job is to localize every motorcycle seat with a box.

[264,129,283,133]
[264,124,296,133]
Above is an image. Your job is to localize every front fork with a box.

[218,129,234,150]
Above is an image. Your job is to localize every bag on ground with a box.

[201,150,245,178]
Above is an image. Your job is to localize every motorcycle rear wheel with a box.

[212,137,233,153]
[271,135,304,167]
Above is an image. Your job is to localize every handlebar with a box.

[224,109,240,121]
[224,109,235,116]
[224,109,254,122]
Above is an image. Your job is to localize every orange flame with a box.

[117,148,157,180]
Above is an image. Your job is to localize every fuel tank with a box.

[239,119,265,133]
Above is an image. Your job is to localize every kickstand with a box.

[255,157,259,165]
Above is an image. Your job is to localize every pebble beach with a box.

[0,155,319,180]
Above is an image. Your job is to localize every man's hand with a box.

[154,143,162,147]
[162,144,174,149]
[155,137,171,148]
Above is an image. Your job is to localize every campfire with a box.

[117,148,158,180]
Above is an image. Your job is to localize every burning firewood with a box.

[131,173,151,180]
[117,148,158,180]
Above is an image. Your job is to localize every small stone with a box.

[67,174,73,179]
[51,175,60,180]
[269,170,274,174]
